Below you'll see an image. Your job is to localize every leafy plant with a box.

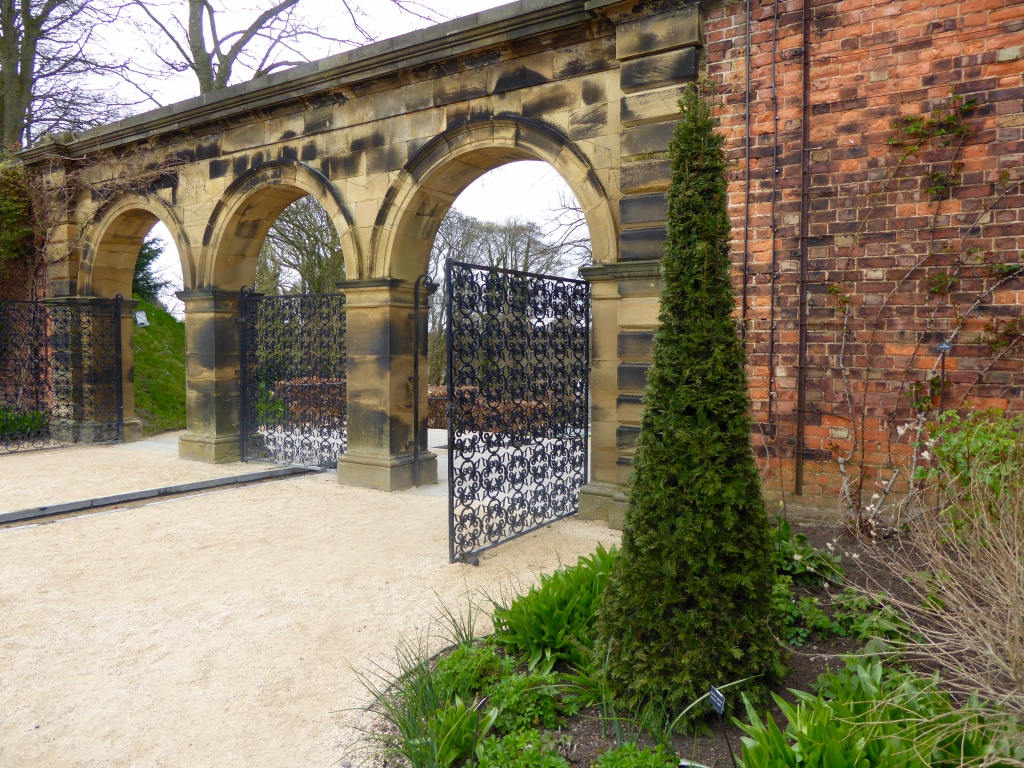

[595,82,782,717]
[475,729,570,768]
[771,577,833,647]
[434,641,514,702]
[594,743,677,768]
[424,697,498,768]
[0,161,34,279]
[491,544,616,672]
[487,671,569,735]
[830,589,909,643]
[0,405,47,439]
[738,655,1024,768]
[771,514,844,586]
[914,409,1024,497]
[255,381,285,422]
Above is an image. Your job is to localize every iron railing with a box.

[0,297,123,453]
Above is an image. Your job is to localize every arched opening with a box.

[201,162,358,291]
[371,119,615,282]
[200,168,354,469]
[368,119,612,545]
[79,198,193,440]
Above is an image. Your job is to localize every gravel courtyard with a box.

[0,449,619,767]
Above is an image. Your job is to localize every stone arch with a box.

[78,194,193,298]
[371,118,617,280]
[200,161,360,290]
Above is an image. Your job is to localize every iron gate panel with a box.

[446,261,590,562]
[0,298,123,453]
[239,291,347,469]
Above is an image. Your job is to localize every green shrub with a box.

[433,641,514,701]
[488,671,569,735]
[916,409,1024,497]
[0,405,47,439]
[771,514,843,586]
[594,743,676,768]
[0,161,34,279]
[476,729,570,768]
[595,83,782,715]
[738,655,1024,768]
[424,697,498,768]
[491,544,616,672]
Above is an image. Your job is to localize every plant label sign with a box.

[709,686,725,716]
[938,342,952,353]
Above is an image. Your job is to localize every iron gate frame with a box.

[0,296,124,453]
[445,260,591,563]
[238,288,348,469]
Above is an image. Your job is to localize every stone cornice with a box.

[20,0,602,163]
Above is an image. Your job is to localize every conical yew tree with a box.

[595,84,782,712]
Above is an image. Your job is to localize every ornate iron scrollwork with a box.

[0,298,123,453]
[239,291,347,469]
[446,261,590,562]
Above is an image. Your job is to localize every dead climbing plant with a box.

[826,94,1024,534]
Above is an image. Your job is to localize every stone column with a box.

[336,278,437,491]
[177,289,241,463]
[118,298,143,442]
[577,261,663,529]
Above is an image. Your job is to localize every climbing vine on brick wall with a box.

[829,95,1024,532]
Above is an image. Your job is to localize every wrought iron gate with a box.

[446,261,590,562]
[239,290,347,469]
[0,298,123,453]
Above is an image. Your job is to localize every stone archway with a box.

[371,118,616,280]
[78,194,193,299]
[200,160,360,290]
[76,195,194,442]
[177,161,359,464]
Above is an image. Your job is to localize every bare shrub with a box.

[871,411,1024,727]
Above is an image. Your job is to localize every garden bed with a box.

[351,518,1021,768]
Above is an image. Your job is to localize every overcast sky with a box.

[142,0,581,312]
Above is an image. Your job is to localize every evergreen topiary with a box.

[594,84,783,715]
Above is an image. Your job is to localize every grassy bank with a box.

[132,298,186,435]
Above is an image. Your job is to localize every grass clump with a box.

[595,82,782,715]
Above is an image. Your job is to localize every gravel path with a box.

[0,469,619,767]
[0,432,245,514]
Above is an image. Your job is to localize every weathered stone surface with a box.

[620,192,668,226]
[619,226,667,261]
[615,6,704,61]
[620,47,698,93]
[620,121,678,158]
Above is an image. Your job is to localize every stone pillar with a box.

[177,289,241,463]
[335,278,437,491]
[578,261,663,529]
[118,298,143,442]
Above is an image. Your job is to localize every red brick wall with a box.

[704,0,1024,511]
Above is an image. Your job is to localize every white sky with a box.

[144,0,582,314]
